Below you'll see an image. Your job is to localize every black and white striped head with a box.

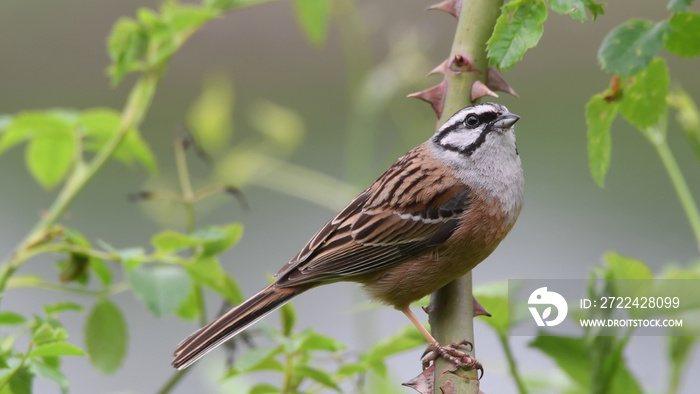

[430,103,522,194]
[431,102,519,157]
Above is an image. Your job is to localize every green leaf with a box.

[619,58,670,130]
[107,18,147,84]
[248,101,306,154]
[29,342,86,357]
[63,226,89,246]
[79,109,157,174]
[90,258,113,287]
[44,302,84,316]
[191,224,244,256]
[163,5,216,33]
[103,245,146,270]
[364,370,406,394]
[668,0,695,12]
[297,331,346,352]
[176,284,202,321]
[285,328,313,353]
[7,365,33,394]
[153,225,244,255]
[128,265,191,317]
[0,312,26,326]
[120,128,157,173]
[187,73,234,155]
[3,112,76,190]
[57,253,90,284]
[0,115,33,154]
[205,0,274,12]
[487,0,547,70]
[280,302,296,337]
[151,230,200,252]
[668,335,698,392]
[605,339,644,394]
[185,256,244,304]
[668,87,700,165]
[132,5,216,71]
[26,128,75,189]
[598,19,670,76]
[529,335,642,393]
[293,0,331,46]
[666,11,700,57]
[249,384,281,394]
[335,362,369,378]
[603,251,654,280]
[0,112,77,155]
[583,0,604,19]
[29,360,69,394]
[586,93,619,187]
[32,323,58,346]
[85,299,128,374]
[548,0,604,22]
[294,365,341,392]
[137,7,161,29]
[230,347,282,374]
[530,336,590,388]
[363,325,424,376]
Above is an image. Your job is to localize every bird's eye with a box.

[465,115,479,127]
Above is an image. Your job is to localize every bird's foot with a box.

[421,339,483,379]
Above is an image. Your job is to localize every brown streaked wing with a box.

[274,192,369,279]
[274,170,472,287]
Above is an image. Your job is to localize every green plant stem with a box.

[0,71,159,300]
[8,280,129,297]
[652,138,700,251]
[175,137,197,231]
[20,243,186,265]
[174,138,208,328]
[429,0,503,392]
[498,334,528,394]
[429,272,479,392]
[281,352,296,394]
[155,369,190,394]
[439,1,503,124]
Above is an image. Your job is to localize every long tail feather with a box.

[172,284,301,369]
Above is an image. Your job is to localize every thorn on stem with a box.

[429,58,449,76]
[427,0,462,18]
[473,296,491,317]
[402,364,435,394]
[408,81,447,118]
[486,67,518,97]
[470,80,498,103]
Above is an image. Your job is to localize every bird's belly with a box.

[359,200,519,310]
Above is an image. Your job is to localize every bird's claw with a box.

[421,340,483,379]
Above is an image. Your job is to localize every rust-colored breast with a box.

[361,189,521,309]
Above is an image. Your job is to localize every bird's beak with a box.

[494,112,520,129]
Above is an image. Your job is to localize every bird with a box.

[172,102,524,373]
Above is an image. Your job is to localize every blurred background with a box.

[1,0,699,393]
